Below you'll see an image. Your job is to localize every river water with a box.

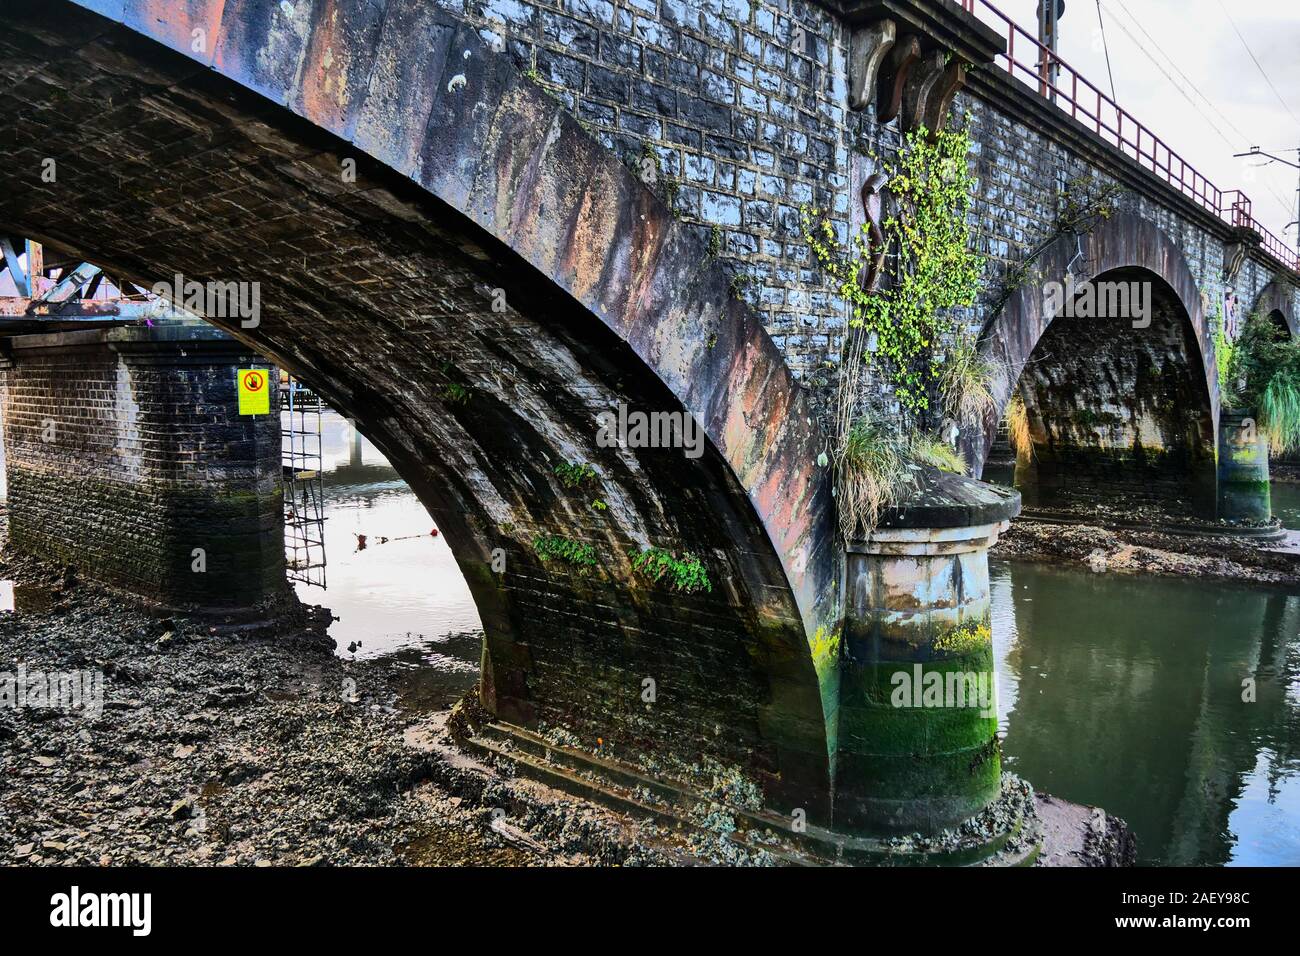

[288,412,482,709]
[301,411,1300,865]
[992,559,1300,865]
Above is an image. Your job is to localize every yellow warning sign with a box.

[238,368,271,416]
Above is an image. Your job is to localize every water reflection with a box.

[992,559,1300,865]
[1271,480,1300,530]
[290,411,483,675]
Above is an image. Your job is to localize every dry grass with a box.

[1006,394,1033,461]
[835,424,974,538]
[908,432,967,474]
[940,336,1001,424]
[835,421,910,540]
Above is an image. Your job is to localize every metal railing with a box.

[959,0,1298,273]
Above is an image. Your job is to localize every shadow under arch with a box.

[0,1,838,815]
[966,212,1218,508]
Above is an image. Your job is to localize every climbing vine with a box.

[803,125,987,538]
[988,174,1121,319]
[1211,300,1238,404]
[804,125,984,415]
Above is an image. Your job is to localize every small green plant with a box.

[590,498,608,511]
[729,271,754,299]
[533,535,598,570]
[631,548,712,594]
[663,178,680,210]
[441,382,469,405]
[708,224,723,259]
[933,620,992,656]
[553,461,597,488]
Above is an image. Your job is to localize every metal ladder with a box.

[281,374,327,589]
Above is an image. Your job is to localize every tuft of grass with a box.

[1006,393,1034,461]
[907,432,967,474]
[835,421,910,539]
[1259,367,1300,454]
[939,335,1000,424]
[631,548,712,594]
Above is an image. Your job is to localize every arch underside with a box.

[0,2,835,813]
[1012,268,1216,514]
[970,214,1218,516]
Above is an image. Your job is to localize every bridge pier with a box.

[840,471,1019,836]
[0,322,287,613]
[1217,409,1272,524]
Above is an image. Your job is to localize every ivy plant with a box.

[804,125,984,414]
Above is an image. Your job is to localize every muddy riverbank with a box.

[994,515,1300,586]
[0,556,690,866]
[0,550,1129,867]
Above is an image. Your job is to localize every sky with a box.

[989,0,1300,247]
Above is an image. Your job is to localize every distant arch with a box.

[966,212,1216,484]
[1254,279,1297,339]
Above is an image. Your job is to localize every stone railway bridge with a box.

[0,0,1297,850]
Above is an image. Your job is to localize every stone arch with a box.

[0,1,838,814]
[965,213,1217,512]
[1253,280,1297,339]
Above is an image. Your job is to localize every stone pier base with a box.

[1217,409,1272,524]
[838,469,1020,837]
[0,321,286,612]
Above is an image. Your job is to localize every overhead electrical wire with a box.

[1097,0,1248,147]
[1212,0,1300,129]
[1096,0,1296,225]
[1093,0,1117,102]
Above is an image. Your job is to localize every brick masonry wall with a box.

[960,87,1295,338]
[432,0,1298,437]
[0,7,839,817]
[0,325,286,610]
[438,0,855,384]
